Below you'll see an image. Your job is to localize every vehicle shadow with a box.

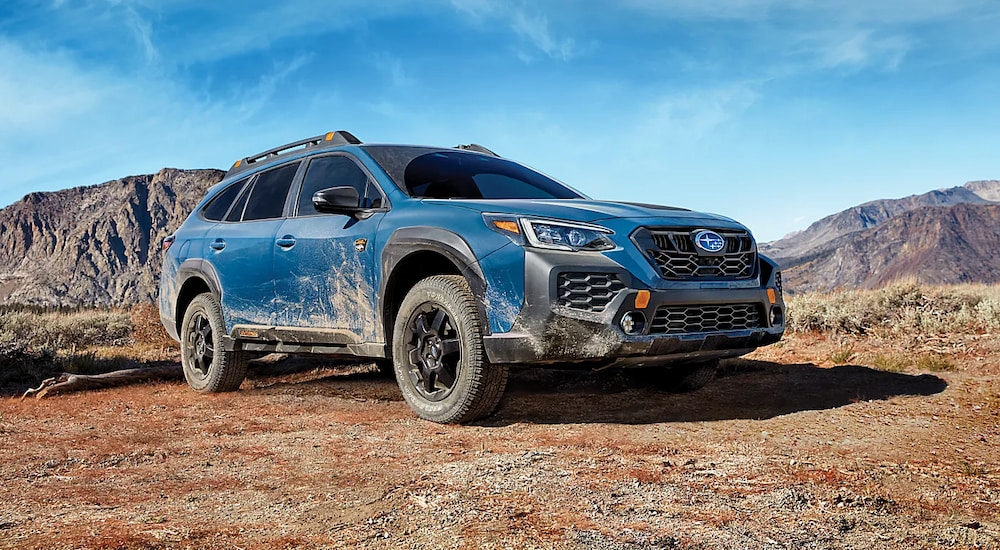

[244,357,948,426]
[481,360,948,426]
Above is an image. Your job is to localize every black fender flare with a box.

[379,227,491,341]
[173,259,225,335]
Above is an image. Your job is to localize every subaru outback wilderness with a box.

[159,131,784,423]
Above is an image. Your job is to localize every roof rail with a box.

[455,143,499,157]
[227,131,362,177]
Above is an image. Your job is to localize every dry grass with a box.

[786,280,1000,336]
[0,303,177,394]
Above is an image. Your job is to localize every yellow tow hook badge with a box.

[354,238,368,252]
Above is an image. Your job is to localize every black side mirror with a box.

[313,186,361,214]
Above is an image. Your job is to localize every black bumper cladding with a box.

[481,249,784,367]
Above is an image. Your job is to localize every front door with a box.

[272,153,386,342]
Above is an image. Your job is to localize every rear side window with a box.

[241,162,299,221]
[296,156,375,216]
[201,178,247,221]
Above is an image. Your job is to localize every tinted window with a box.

[226,182,252,222]
[297,156,375,216]
[402,151,581,200]
[201,178,248,221]
[242,162,299,221]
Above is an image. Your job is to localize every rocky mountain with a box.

[782,203,1000,292]
[760,180,1000,261]
[0,168,224,307]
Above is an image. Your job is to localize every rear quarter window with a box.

[201,178,248,221]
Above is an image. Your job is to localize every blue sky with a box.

[1,1,998,241]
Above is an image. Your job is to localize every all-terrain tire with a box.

[392,275,508,423]
[180,293,248,392]
[660,359,719,393]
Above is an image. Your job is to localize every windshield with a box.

[363,145,584,200]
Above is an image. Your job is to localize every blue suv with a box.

[159,131,784,423]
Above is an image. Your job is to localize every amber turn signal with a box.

[767,288,777,304]
[634,290,650,309]
[492,220,520,234]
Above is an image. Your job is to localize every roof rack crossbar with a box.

[245,136,325,165]
[227,130,362,176]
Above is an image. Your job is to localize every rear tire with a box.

[392,275,508,423]
[180,293,248,392]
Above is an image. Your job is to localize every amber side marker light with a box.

[233,159,242,168]
[325,132,335,141]
[492,220,520,234]
[767,288,777,304]
[635,290,650,309]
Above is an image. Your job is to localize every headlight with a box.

[484,214,616,252]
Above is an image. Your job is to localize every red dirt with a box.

[2,333,999,549]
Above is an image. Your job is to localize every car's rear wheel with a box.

[392,275,508,423]
[180,293,248,392]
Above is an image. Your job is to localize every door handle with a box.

[209,239,226,251]
[276,236,297,248]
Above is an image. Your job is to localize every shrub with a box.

[786,281,1000,336]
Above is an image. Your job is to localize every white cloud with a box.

[510,11,576,61]
[234,52,314,120]
[373,53,416,89]
[618,0,999,23]
[450,1,578,61]
[814,30,910,70]
[0,41,105,132]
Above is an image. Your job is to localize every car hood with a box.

[426,198,746,229]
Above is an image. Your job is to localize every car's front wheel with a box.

[392,275,508,423]
[180,293,248,392]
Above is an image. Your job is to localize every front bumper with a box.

[481,249,784,366]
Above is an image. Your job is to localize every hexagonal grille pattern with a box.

[644,229,756,279]
[557,272,626,312]
[649,303,762,335]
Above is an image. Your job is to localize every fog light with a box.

[769,306,784,327]
[620,311,646,334]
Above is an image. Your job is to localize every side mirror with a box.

[313,186,361,214]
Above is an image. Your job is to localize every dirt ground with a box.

[2,333,999,549]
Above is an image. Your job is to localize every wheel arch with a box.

[174,259,224,338]
[380,228,491,356]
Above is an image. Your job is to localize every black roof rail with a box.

[227,131,362,177]
[455,143,499,157]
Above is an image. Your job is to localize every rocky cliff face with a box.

[760,180,1000,292]
[0,168,224,307]
[760,181,1000,261]
[782,203,1000,292]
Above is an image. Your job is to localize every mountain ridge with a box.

[0,168,224,307]
[760,180,1000,263]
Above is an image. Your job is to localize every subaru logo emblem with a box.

[693,230,726,253]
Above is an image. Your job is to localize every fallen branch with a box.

[21,365,183,399]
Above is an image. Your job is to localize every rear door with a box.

[207,161,301,328]
[272,153,387,341]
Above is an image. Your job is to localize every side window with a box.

[242,162,300,221]
[226,181,253,222]
[201,178,248,221]
[296,156,375,216]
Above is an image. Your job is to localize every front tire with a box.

[392,275,508,423]
[661,359,719,392]
[180,293,248,392]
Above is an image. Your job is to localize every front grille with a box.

[649,303,763,335]
[557,272,626,312]
[637,228,756,279]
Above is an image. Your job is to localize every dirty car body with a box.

[159,131,785,423]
